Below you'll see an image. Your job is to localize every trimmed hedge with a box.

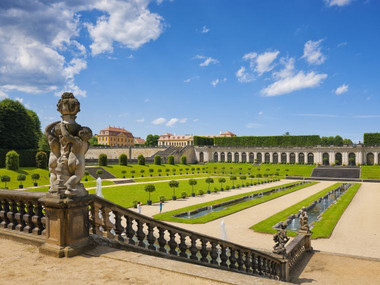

[6,150,19,170]
[214,135,321,146]
[119,154,128,166]
[0,149,39,168]
[98,153,108,166]
[35,151,48,169]
[363,133,380,146]
[194,136,214,146]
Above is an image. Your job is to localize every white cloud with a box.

[324,0,352,7]
[128,54,134,59]
[184,76,199,83]
[15,97,24,103]
[194,55,219,67]
[166,118,187,127]
[0,90,8,99]
[136,118,145,123]
[302,40,326,65]
[335,84,349,95]
[211,79,219,87]
[243,51,280,75]
[261,71,327,97]
[273,57,295,79]
[201,26,210,33]
[258,111,263,115]
[236,66,254,83]
[178,118,187,123]
[152,117,166,125]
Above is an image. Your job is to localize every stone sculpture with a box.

[299,207,310,233]
[273,221,289,255]
[45,92,92,197]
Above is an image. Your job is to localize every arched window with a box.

[227,152,232,162]
[249,152,254,163]
[257,153,262,163]
[273,153,278,164]
[349,153,356,166]
[199,152,204,162]
[242,152,247,163]
[290,153,295,164]
[221,152,225,162]
[265,153,270,164]
[367,153,374,165]
[299,153,305,164]
[335,153,342,165]
[323,153,329,165]
[234,152,239,162]
[213,152,218,162]
[281,153,287,164]
[307,153,314,164]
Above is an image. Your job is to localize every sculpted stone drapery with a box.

[45,92,92,198]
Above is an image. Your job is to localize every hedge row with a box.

[0,149,44,168]
[363,133,380,146]
[194,136,214,146]
[214,135,321,147]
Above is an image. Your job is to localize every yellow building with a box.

[98,126,134,147]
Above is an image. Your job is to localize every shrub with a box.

[159,196,166,202]
[169,180,179,199]
[180,155,187,165]
[168,155,175,165]
[98,154,107,166]
[121,170,126,178]
[31,173,40,186]
[225,185,230,190]
[137,154,145,165]
[84,170,90,181]
[132,201,138,208]
[189,179,197,195]
[131,170,135,177]
[140,169,145,177]
[96,169,103,177]
[1,175,11,188]
[17,174,26,187]
[144,184,156,203]
[181,192,187,199]
[154,155,161,165]
[6,150,19,170]
[35,151,47,169]
[205,177,214,190]
[198,189,204,195]
[119,154,128,166]
[193,136,214,146]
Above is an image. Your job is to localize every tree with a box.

[119,154,128,166]
[343,138,353,145]
[6,150,19,170]
[98,154,107,166]
[145,134,160,146]
[249,174,255,184]
[38,135,50,152]
[121,170,126,178]
[35,151,47,168]
[188,179,197,196]
[137,154,145,165]
[169,180,179,200]
[205,178,214,191]
[333,135,344,146]
[0,99,40,149]
[230,176,237,187]
[84,171,90,181]
[1,175,10,189]
[180,155,187,165]
[31,173,40,186]
[240,176,247,185]
[89,136,98,146]
[168,155,175,165]
[17,174,26,188]
[144,184,156,205]
[218,177,226,189]
[154,155,161,165]
[96,169,103,177]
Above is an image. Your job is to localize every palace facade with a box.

[97,126,134,147]
[158,131,236,147]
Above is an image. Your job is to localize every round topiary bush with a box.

[137,154,145,165]
[6,150,19,170]
[180,155,187,165]
[98,153,107,166]
[17,174,26,188]
[168,155,175,165]
[31,173,40,186]
[119,154,128,166]
[35,151,48,169]
[154,155,161,165]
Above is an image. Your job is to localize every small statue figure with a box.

[299,207,310,233]
[45,121,61,192]
[273,221,289,255]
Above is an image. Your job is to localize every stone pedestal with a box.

[39,195,93,258]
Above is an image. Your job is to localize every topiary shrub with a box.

[159,196,166,202]
[119,154,128,166]
[84,170,90,181]
[137,154,145,165]
[98,153,107,166]
[154,155,161,165]
[17,174,26,188]
[1,175,11,189]
[31,173,40,186]
[181,192,187,199]
[96,169,103,177]
[180,155,187,165]
[168,155,175,165]
[35,151,47,169]
[198,189,204,195]
[6,150,19,170]
[121,170,126,178]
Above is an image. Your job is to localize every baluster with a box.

[168,230,177,255]
[178,233,188,258]
[125,215,135,245]
[189,236,198,260]
[229,248,237,270]
[257,256,263,275]
[200,239,209,263]
[89,202,96,234]
[245,251,252,273]
[220,245,228,267]
[237,249,244,271]
[157,227,167,253]
[23,202,34,233]
[251,253,257,274]
[210,242,218,265]
[15,200,26,231]
[262,258,268,276]
[136,219,145,247]
[32,203,43,235]
[147,223,156,251]
[113,211,124,242]
[0,199,9,228]
[6,199,17,230]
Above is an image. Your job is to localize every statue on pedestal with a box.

[273,221,289,255]
[45,92,92,198]
[299,207,310,234]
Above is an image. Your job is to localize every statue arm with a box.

[60,124,81,143]
[44,121,60,137]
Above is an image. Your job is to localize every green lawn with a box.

[0,167,50,189]
[153,181,317,224]
[360,166,380,179]
[250,183,356,238]
[131,174,215,183]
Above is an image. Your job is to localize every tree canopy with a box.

[145,134,160,146]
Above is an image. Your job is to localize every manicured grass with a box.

[0,168,50,189]
[311,183,361,238]
[131,174,214,183]
[251,183,343,237]
[153,182,317,224]
[360,166,380,179]
[85,177,279,208]
[23,180,114,193]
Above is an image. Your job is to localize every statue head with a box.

[57,92,80,117]
[78,126,93,142]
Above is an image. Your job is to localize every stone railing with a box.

[285,233,312,278]
[0,190,46,245]
[89,196,287,281]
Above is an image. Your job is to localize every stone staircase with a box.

[311,166,360,179]
[85,167,116,179]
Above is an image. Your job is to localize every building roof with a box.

[134,137,146,144]
[100,126,132,134]
[220,131,236,136]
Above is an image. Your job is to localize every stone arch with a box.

[307,153,314,164]
[257,153,262,163]
[323,152,329,165]
[290,153,296,164]
[199,152,204,163]
[273,153,278,164]
[242,152,247,163]
[249,152,254,163]
[265,152,270,164]
[349,152,356,166]
[367,153,374,165]
[221,152,225,162]
[335,153,342,165]
[299,153,305,164]
[213,152,218,162]
[281,153,287,164]
[234,152,239,162]
[227,152,232,162]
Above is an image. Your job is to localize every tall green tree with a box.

[145,134,160,146]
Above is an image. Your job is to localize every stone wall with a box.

[86,146,164,160]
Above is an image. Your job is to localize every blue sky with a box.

[0,0,379,142]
